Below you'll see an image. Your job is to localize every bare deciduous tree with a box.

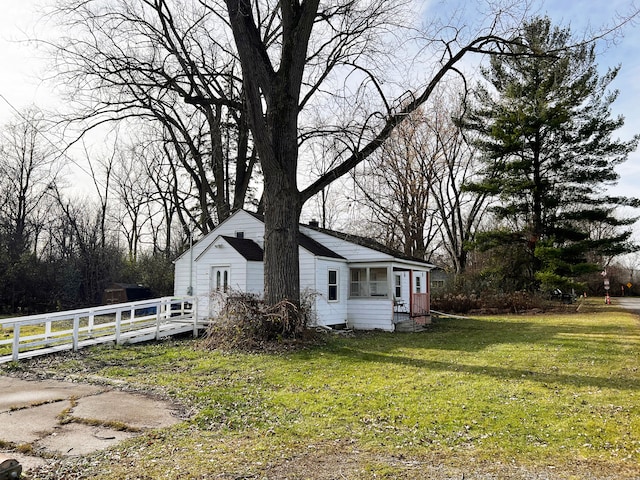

[349,84,489,273]
[0,109,60,310]
[0,109,58,260]
[49,0,638,309]
[429,87,489,274]
[51,0,259,233]
[220,0,543,306]
[350,107,441,260]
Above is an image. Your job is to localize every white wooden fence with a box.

[0,296,198,364]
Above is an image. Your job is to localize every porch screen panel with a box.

[350,268,367,297]
[349,267,388,298]
[370,268,388,296]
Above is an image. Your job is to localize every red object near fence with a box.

[412,292,430,325]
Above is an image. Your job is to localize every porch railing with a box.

[412,293,430,321]
[0,296,197,363]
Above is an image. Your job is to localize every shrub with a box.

[431,290,549,314]
[201,290,315,351]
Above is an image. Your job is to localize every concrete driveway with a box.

[0,376,183,475]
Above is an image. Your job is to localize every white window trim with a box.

[349,266,390,299]
[327,268,339,302]
[394,274,402,299]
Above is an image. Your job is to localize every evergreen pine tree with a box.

[463,16,639,292]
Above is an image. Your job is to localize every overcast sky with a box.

[0,0,639,206]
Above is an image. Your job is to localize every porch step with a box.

[394,318,429,333]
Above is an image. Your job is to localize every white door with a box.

[211,266,231,293]
[394,272,410,313]
[210,266,231,317]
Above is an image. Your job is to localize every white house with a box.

[173,209,435,331]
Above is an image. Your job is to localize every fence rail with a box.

[0,296,198,364]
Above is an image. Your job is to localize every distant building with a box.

[103,283,152,305]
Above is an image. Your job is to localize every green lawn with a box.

[4,300,640,479]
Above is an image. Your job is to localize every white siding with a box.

[174,211,264,317]
[174,210,431,330]
[194,236,249,319]
[196,211,266,259]
[313,259,349,326]
[180,211,264,263]
[173,255,194,296]
[299,226,395,262]
[246,262,264,294]
[347,298,394,331]
[299,249,317,293]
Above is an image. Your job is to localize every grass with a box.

[4,299,640,478]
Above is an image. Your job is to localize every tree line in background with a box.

[0,110,177,313]
[1,3,639,315]
[351,17,639,297]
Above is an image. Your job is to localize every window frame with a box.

[212,266,231,293]
[328,268,339,302]
[349,266,390,299]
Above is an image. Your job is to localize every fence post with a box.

[73,315,80,351]
[12,324,20,362]
[45,319,51,340]
[88,310,94,334]
[192,297,199,337]
[155,300,162,340]
[115,310,122,345]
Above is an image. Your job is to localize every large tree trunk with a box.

[262,90,303,305]
[225,0,317,307]
[263,174,301,305]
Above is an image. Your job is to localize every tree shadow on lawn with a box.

[322,316,640,391]
[330,347,639,391]
[342,316,640,354]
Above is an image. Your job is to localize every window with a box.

[349,267,389,298]
[415,276,422,293]
[369,268,388,296]
[350,268,366,297]
[214,267,230,293]
[235,231,245,239]
[328,269,339,301]
[394,274,402,298]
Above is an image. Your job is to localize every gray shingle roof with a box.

[221,236,263,261]
[238,209,431,266]
[299,233,345,259]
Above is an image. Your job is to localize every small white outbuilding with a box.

[174,209,435,331]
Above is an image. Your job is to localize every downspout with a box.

[187,230,194,296]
